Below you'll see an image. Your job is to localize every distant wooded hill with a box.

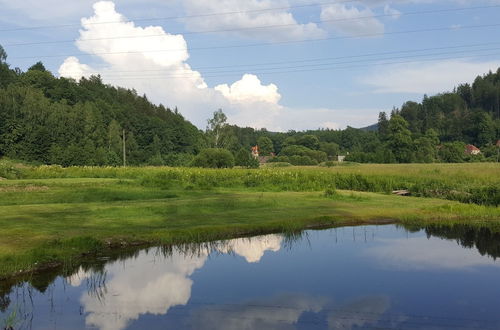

[0,44,499,165]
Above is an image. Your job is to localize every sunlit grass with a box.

[0,161,498,278]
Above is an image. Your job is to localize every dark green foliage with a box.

[0,51,202,166]
[279,145,327,163]
[163,153,194,167]
[438,142,465,163]
[256,136,274,155]
[235,148,259,168]
[0,44,499,166]
[319,142,340,158]
[191,148,235,168]
[296,135,320,150]
[386,115,414,163]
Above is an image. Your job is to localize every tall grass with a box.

[2,161,499,206]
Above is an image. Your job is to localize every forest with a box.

[0,44,499,167]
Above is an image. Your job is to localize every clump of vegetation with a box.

[191,148,235,168]
[0,158,23,179]
[234,148,259,168]
[324,185,338,198]
[264,162,292,168]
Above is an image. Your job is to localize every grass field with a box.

[0,160,499,279]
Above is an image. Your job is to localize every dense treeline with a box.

[0,46,202,166]
[226,70,500,164]
[201,70,500,165]
[0,43,499,167]
[368,68,500,163]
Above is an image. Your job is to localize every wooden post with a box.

[122,129,126,167]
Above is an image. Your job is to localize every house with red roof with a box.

[464,144,481,155]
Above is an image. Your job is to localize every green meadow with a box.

[0,161,499,279]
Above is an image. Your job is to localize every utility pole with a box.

[497,141,499,163]
[122,129,126,167]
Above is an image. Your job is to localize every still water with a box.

[2,224,500,330]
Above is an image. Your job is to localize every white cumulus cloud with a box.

[181,0,326,41]
[361,60,500,94]
[56,1,391,131]
[215,74,281,104]
[320,4,385,36]
[58,56,94,80]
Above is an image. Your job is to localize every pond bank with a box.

[0,174,499,280]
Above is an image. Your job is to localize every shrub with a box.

[235,148,259,168]
[321,161,337,167]
[164,153,195,167]
[279,145,327,163]
[147,154,164,166]
[324,184,338,198]
[191,148,235,168]
[0,158,24,179]
[288,155,317,166]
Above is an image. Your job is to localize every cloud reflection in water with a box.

[67,234,283,330]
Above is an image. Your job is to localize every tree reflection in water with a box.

[1,224,500,330]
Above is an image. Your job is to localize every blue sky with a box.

[1,0,500,130]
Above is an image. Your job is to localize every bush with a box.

[191,148,235,168]
[288,155,317,165]
[235,148,259,168]
[321,161,337,167]
[147,154,164,166]
[324,186,338,198]
[164,153,195,167]
[438,142,465,163]
[279,145,327,163]
[0,158,23,179]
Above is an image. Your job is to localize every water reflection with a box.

[217,235,282,263]
[69,234,284,330]
[79,250,205,330]
[190,294,328,330]
[422,224,500,259]
[327,296,393,329]
[366,235,500,270]
[363,224,500,270]
[2,224,500,330]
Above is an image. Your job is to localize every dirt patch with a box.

[0,185,49,192]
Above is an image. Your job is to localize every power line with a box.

[59,46,500,78]
[64,52,500,81]
[3,4,499,47]
[0,0,364,32]
[4,50,495,84]
[8,22,500,60]
[48,41,500,74]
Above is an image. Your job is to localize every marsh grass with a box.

[0,160,498,279]
[6,162,498,205]
[2,305,19,330]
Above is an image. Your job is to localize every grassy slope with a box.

[0,173,499,278]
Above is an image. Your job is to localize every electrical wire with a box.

[3,4,499,47]
[56,45,500,78]
[8,22,500,61]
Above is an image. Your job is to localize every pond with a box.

[2,224,500,330]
